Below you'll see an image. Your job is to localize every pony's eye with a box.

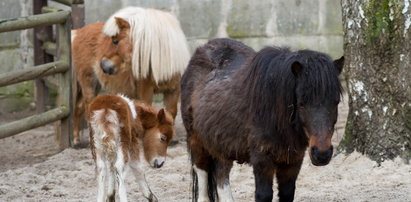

[113,39,119,45]
[160,135,167,142]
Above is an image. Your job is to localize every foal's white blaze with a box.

[193,165,210,202]
[150,132,166,167]
[217,182,234,202]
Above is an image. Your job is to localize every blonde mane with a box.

[103,7,190,83]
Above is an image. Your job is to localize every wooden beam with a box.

[34,0,54,113]
[41,6,63,13]
[71,3,85,29]
[43,41,57,56]
[55,15,73,149]
[50,0,84,6]
[0,106,69,140]
[0,11,70,33]
[0,60,68,87]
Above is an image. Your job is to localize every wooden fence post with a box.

[55,16,73,149]
[33,0,53,113]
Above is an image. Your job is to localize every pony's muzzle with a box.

[310,145,333,166]
[100,58,116,75]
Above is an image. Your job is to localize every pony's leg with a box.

[73,93,84,146]
[275,159,304,202]
[162,88,179,119]
[129,161,158,202]
[137,79,154,105]
[114,148,128,202]
[190,133,212,202]
[74,76,99,146]
[96,153,107,202]
[215,160,234,202]
[252,160,275,202]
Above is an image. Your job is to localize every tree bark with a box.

[339,0,411,163]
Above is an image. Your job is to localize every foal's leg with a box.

[252,160,275,202]
[215,160,234,202]
[114,147,128,202]
[129,161,158,202]
[96,153,108,202]
[107,167,116,202]
[275,158,304,202]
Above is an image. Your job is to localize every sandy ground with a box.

[0,95,410,202]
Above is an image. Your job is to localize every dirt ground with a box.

[0,95,410,202]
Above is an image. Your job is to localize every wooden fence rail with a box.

[0,11,70,32]
[0,107,69,139]
[0,61,68,87]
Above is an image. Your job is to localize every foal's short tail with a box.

[90,108,120,160]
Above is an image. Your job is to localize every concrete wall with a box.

[0,0,343,113]
[84,0,343,57]
[0,0,34,113]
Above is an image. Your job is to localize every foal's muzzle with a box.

[100,58,115,75]
[310,145,333,166]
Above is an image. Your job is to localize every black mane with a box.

[243,47,343,134]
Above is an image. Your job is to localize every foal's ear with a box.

[334,56,344,74]
[291,61,303,77]
[114,17,130,30]
[135,104,156,129]
[158,108,174,125]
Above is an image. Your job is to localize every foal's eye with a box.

[112,39,119,46]
[160,135,167,142]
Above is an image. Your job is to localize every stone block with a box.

[322,0,343,34]
[227,0,273,38]
[274,0,320,35]
[177,0,222,39]
[84,1,123,24]
[123,0,175,11]
[0,1,23,47]
[0,49,34,114]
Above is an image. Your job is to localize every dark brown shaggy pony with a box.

[181,38,344,202]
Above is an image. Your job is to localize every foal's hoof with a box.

[147,193,158,202]
[72,141,89,149]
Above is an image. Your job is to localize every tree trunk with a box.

[339,0,411,163]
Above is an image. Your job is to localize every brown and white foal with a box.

[88,94,174,202]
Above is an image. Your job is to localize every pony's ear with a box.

[114,17,130,30]
[135,104,156,129]
[291,61,303,77]
[158,108,174,125]
[334,56,344,74]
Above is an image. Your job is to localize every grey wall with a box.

[0,0,34,113]
[85,0,343,57]
[0,0,343,113]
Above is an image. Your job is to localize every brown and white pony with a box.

[88,94,174,202]
[72,7,190,146]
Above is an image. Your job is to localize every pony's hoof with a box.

[147,193,158,202]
